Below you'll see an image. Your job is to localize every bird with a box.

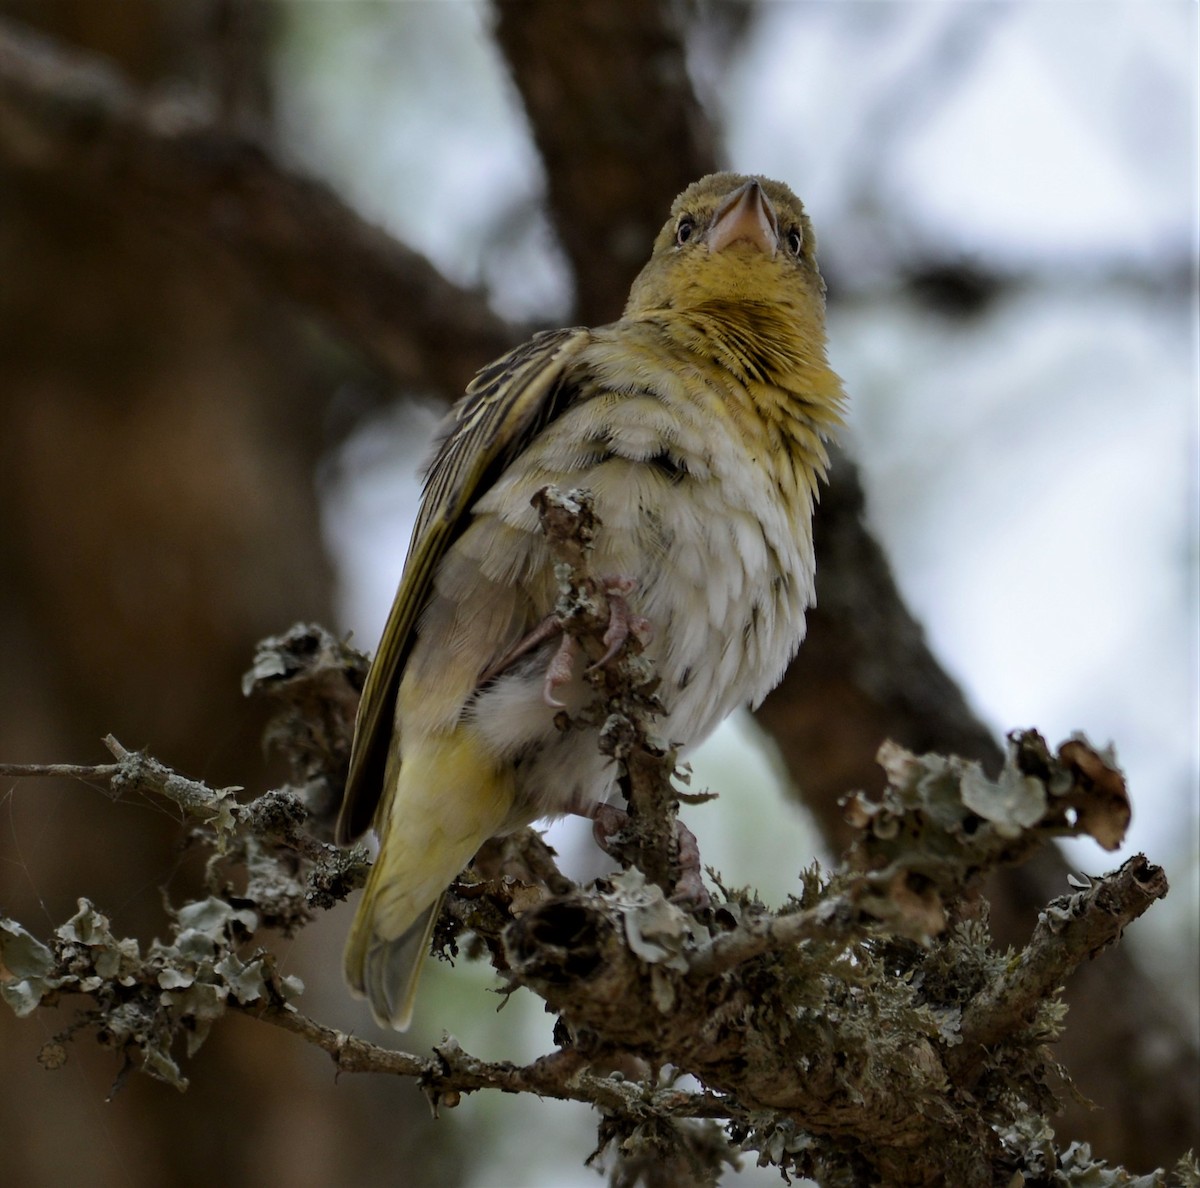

[337,172,846,1029]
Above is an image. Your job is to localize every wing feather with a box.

[336,327,592,843]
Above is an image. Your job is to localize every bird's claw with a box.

[481,614,562,686]
[542,634,577,707]
[585,577,652,673]
[585,802,709,910]
[669,819,709,909]
[486,575,650,706]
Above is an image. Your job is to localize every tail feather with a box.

[342,729,515,1030]
[348,895,442,1031]
[343,850,446,1031]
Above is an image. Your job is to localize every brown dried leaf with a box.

[1056,738,1131,852]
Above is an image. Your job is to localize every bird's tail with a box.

[343,730,514,1030]
[344,888,442,1031]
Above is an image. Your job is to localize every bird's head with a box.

[623,173,827,322]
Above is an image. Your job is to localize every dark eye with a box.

[675,216,696,246]
[785,227,803,256]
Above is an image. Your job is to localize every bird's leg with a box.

[480,617,579,708]
[480,576,651,705]
[588,800,628,849]
[571,799,709,909]
[479,615,562,686]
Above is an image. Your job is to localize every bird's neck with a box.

[620,301,846,499]
[659,300,826,386]
[646,300,844,430]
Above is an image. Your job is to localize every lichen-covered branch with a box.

[0,497,1187,1187]
[531,485,683,899]
[244,1003,731,1121]
[761,450,1200,1169]
[956,853,1169,1071]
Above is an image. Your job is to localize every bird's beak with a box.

[707,180,779,258]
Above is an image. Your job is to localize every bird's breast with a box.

[401,351,822,824]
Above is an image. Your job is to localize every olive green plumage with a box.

[338,173,845,1029]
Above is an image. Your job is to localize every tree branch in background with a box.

[0,15,526,394]
[493,0,717,324]
[758,447,1003,844]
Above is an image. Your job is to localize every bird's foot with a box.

[542,633,578,707]
[481,575,650,706]
[585,576,653,672]
[479,614,562,687]
[583,801,709,910]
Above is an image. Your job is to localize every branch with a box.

[499,724,1152,1134]
[0,16,527,392]
[0,24,1189,1170]
[957,854,1169,1064]
[758,454,1200,1165]
[0,737,242,834]
[0,711,1179,1182]
[1,495,1184,1185]
[494,0,717,323]
[531,485,682,897]
[686,895,854,981]
[244,1001,730,1120]
[0,623,372,914]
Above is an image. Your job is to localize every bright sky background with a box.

[276,5,1197,1184]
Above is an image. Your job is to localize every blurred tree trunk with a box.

[0,3,459,1185]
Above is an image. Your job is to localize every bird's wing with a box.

[336,326,593,844]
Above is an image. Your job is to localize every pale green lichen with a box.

[0,894,302,1092]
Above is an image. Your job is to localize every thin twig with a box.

[955,854,1169,1079]
[236,1000,734,1119]
[0,761,120,781]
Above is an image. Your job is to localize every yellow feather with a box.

[343,727,515,1029]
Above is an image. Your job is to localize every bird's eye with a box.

[785,227,803,256]
[675,217,695,246]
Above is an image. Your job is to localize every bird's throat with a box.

[675,300,826,389]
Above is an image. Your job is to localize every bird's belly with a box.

[454,447,812,827]
[402,380,816,828]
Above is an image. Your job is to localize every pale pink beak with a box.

[706,180,779,258]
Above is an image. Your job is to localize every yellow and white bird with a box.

[337,172,845,1029]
